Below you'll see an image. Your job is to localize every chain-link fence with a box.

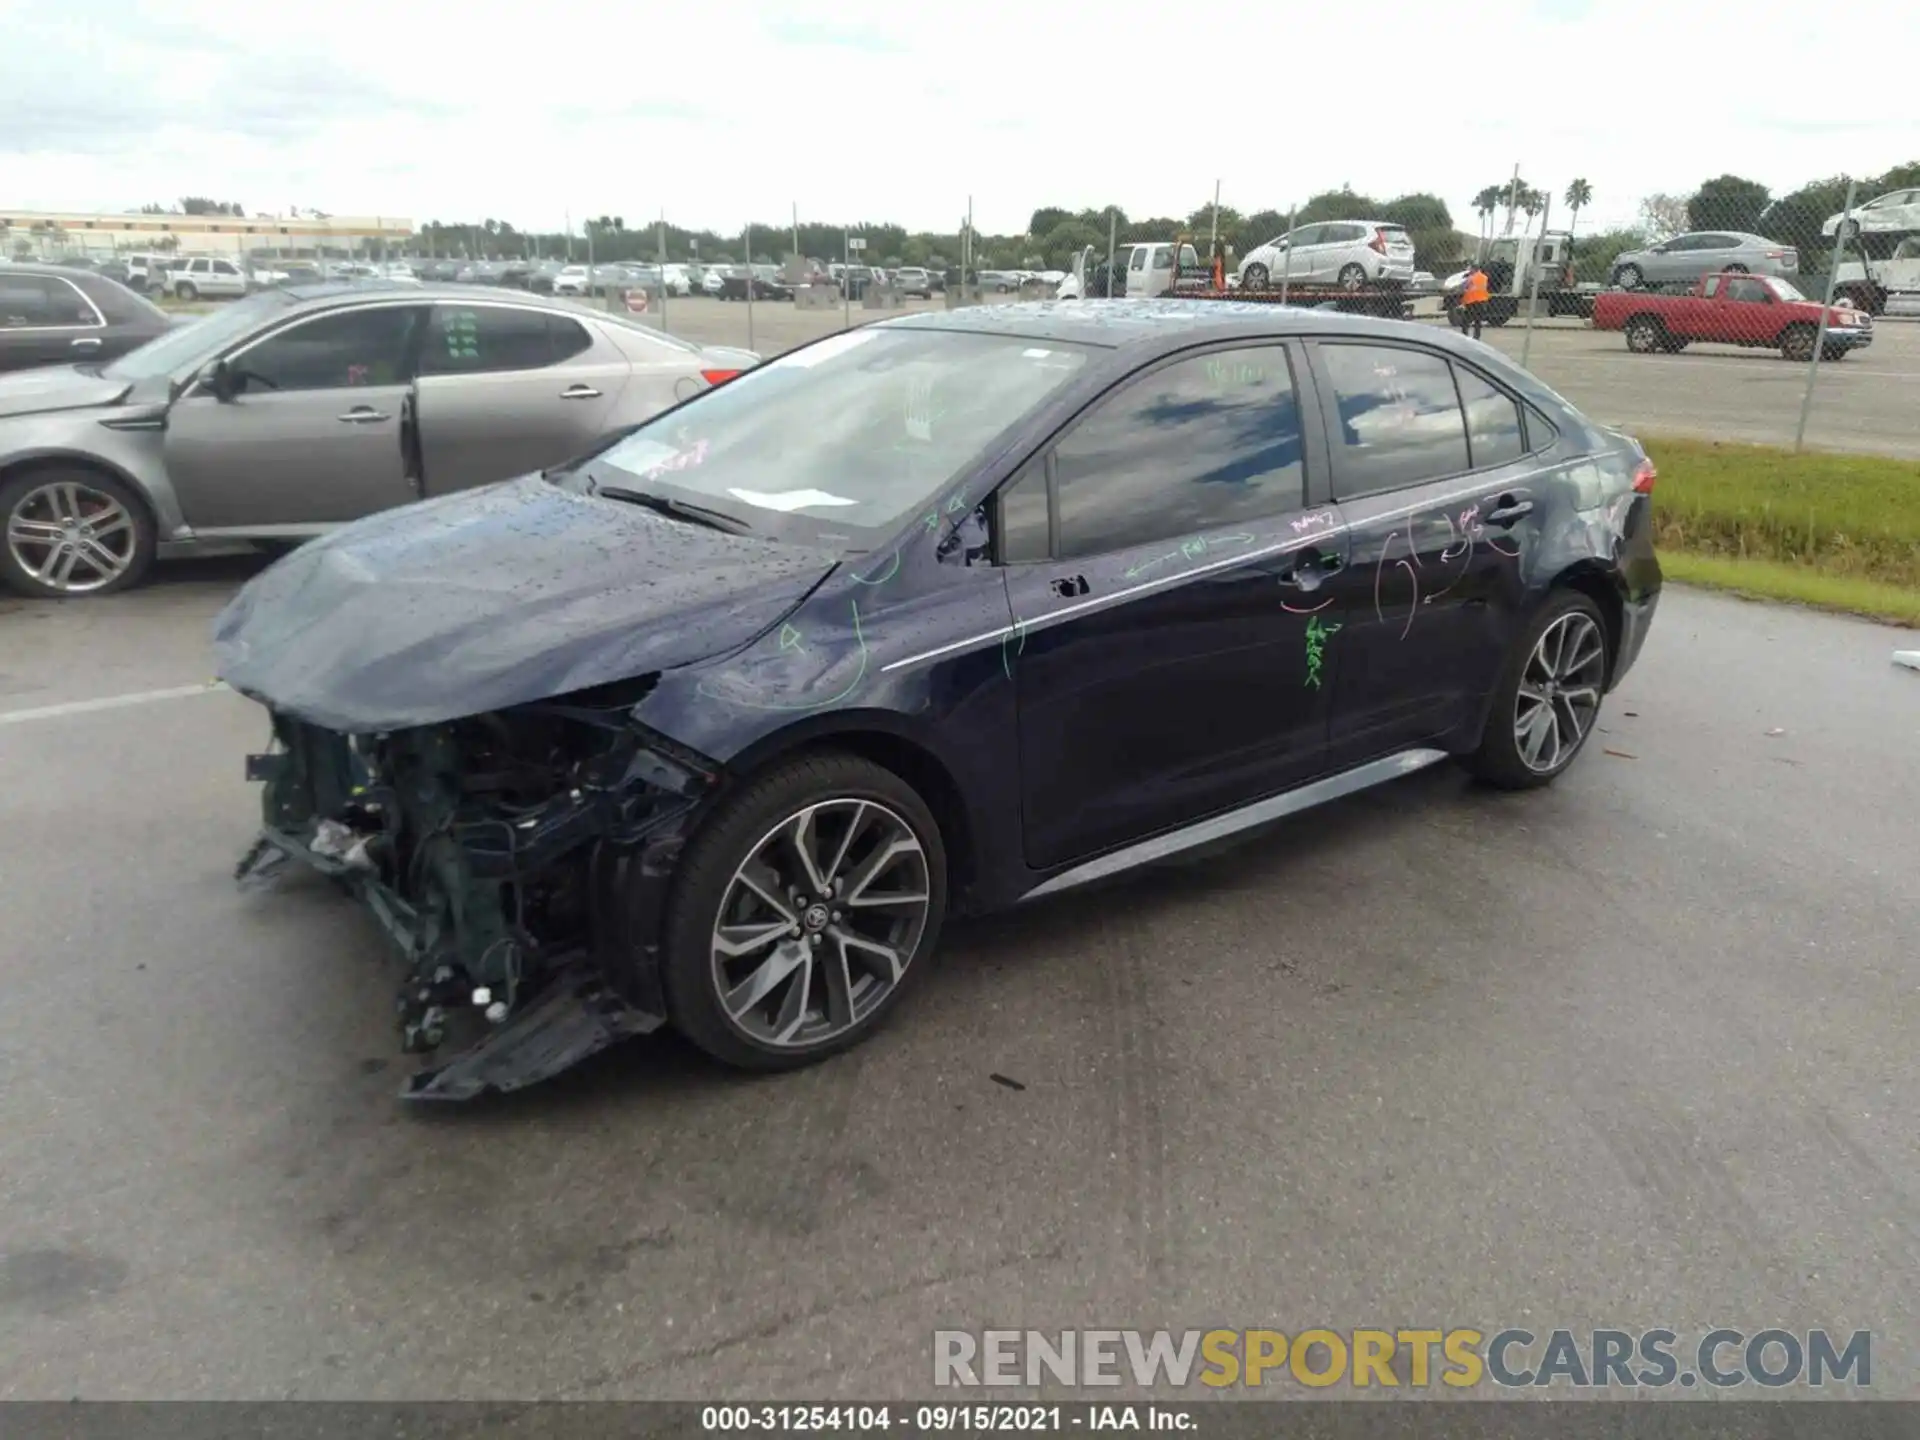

[8,166,1913,461]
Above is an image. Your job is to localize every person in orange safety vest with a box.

[1460,261,1492,340]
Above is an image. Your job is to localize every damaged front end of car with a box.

[234,680,719,1101]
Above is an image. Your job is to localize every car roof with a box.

[276,280,608,315]
[3,262,107,279]
[880,298,1462,352]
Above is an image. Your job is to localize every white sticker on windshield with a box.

[775,329,879,368]
[727,487,859,512]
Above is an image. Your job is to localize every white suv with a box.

[1237,220,1416,291]
[170,256,251,299]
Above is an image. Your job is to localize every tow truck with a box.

[1439,230,1592,326]
[1057,236,1413,316]
[1832,235,1920,316]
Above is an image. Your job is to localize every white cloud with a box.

[2,0,1916,238]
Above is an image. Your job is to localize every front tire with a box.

[176,281,198,301]
[1464,591,1611,790]
[1781,323,1817,362]
[1624,316,1666,353]
[0,468,156,599]
[1613,264,1643,290]
[1242,262,1269,291]
[659,751,948,1070]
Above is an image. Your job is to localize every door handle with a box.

[560,384,602,399]
[1277,547,1344,587]
[337,407,391,423]
[70,337,103,350]
[1485,497,1534,528]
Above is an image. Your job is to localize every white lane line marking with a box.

[0,681,232,726]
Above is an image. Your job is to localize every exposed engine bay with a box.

[235,682,718,1100]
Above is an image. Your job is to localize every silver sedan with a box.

[0,282,758,598]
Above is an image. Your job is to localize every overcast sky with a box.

[4,0,1915,239]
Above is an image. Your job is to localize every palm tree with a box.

[1564,178,1592,241]
[1473,186,1503,244]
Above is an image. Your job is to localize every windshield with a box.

[575,326,1092,544]
[1768,278,1809,302]
[102,289,298,381]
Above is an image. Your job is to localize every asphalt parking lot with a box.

[643,296,1920,459]
[4,559,1918,1398]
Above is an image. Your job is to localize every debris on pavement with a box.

[1603,749,1638,759]
[990,1073,1027,1092]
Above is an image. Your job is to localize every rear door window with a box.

[1317,342,1469,498]
[1452,364,1525,469]
[420,305,589,375]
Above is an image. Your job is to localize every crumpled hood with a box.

[0,365,132,419]
[212,475,838,732]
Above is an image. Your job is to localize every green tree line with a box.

[411,161,1919,278]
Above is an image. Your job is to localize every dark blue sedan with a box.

[215,300,1662,1098]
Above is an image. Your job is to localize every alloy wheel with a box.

[710,798,932,1050]
[1339,265,1366,291]
[5,480,141,595]
[1513,611,1607,774]
[1243,263,1268,291]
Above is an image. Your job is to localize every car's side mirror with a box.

[197,358,235,401]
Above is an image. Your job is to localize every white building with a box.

[1,208,415,261]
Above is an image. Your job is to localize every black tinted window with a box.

[0,277,88,326]
[1453,365,1525,469]
[422,305,587,375]
[1046,346,1306,558]
[236,305,421,392]
[1725,277,1770,304]
[1319,344,1468,497]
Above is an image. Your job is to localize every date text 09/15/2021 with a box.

[701,1404,1191,1432]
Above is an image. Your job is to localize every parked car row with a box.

[0,280,757,598]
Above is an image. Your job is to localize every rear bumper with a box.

[1611,589,1659,690]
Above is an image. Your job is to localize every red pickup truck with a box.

[1592,272,1874,360]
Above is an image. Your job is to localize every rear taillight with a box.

[1632,459,1657,494]
[700,368,741,386]
[1369,228,1388,256]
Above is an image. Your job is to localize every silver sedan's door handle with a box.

[71,336,103,350]
[560,384,602,399]
[337,407,391,423]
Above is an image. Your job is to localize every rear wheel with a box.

[659,751,947,1070]
[1464,591,1611,790]
[1780,323,1818,362]
[1338,263,1367,292]
[1624,316,1666,353]
[176,281,198,301]
[1723,264,1748,274]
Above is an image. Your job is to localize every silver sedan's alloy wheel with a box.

[1514,611,1607,774]
[5,479,141,595]
[711,798,932,1050]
